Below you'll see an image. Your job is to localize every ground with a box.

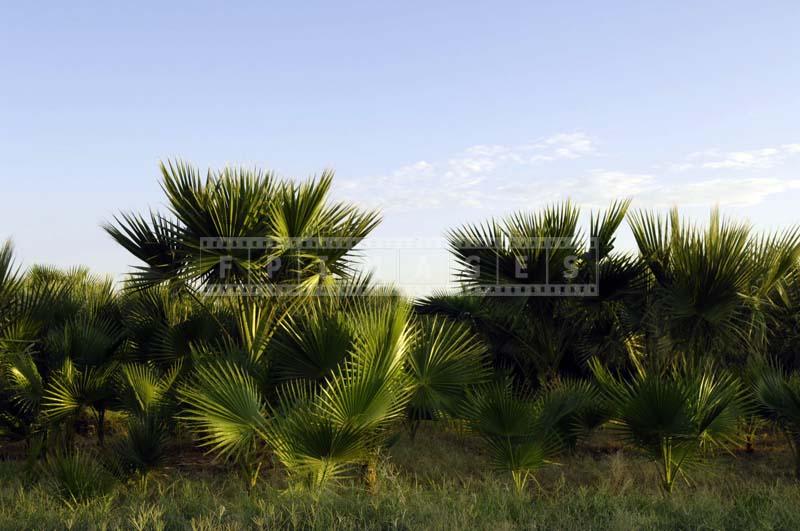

[0,423,799,530]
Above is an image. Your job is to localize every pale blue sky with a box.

[1,1,799,289]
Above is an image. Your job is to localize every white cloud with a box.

[582,170,656,199]
[338,132,597,211]
[570,174,800,209]
[651,178,800,207]
[674,143,800,170]
[539,132,596,159]
[782,143,800,153]
[335,136,800,215]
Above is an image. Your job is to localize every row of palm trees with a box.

[2,161,800,501]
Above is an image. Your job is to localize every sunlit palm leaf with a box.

[406,316,490,421]
[178,360,269,461]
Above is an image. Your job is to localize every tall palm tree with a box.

[445,200,642,382]
[104,161,380,294]
[628,208,800,368]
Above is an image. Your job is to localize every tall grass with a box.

[2,425,800,530]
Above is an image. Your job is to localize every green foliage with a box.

[0,240,21,320]
[104,161,380,293]
[536,377,607,449]
[267,298,414,488]
[41,449,116,505]
[752,364,800,477]
[406,315,490,426]
[461,379,563,493]
[591,359,748,492]
[629,208,800,366]
[5,165,800,517]
[443,200,642,381]
[2,437,800,530]
[270,299,354,383]
[179,360,269,462]
[113,362,182,472]
[112,415,171,473]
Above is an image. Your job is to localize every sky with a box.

[1,1,799,293]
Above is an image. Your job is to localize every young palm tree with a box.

[535,377,607,450]
[751,364,800,478]
[268,298,412,490]
[179,294,415,490]
[591,359,747,492]
[405,315,490,435]
[41,291,126,446]
[112,361,182,472]
[1,266,125,447]
[461,379,563,495]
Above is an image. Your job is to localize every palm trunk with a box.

[361,457,379,495]
[96,406,106,447]
[660,439,675,493]
[793,437,800,480]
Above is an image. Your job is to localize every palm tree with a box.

[628,208,800,368]
[104,161,380,294]
[112,361,182,472]
[751,364,800,478]
[405,315,490,435]
[591,359,747,492]
[444,200,642,382]
[41,279,126,446]
[1,266,125,447]
[179,294,414,490]
[461,379,563,494]
[104,161,382,396]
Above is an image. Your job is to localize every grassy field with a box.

[1,424,799,530]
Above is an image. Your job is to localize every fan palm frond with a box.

[2,345,44,415]
[461,379,562,494]
[591,358,747,492]
[751,364,800,477]
[178,360,269,462]
[271,302,354,383]
[117,361,181,417]
[0,240,21,319]
[406,316,490,425]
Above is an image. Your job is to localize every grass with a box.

[1,424,799,530]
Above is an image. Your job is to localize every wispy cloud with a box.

[674,143,800,170]
[577,172,800,208]
[651,177,800,207]
[336,132,597,211]
[335,136,800,215]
